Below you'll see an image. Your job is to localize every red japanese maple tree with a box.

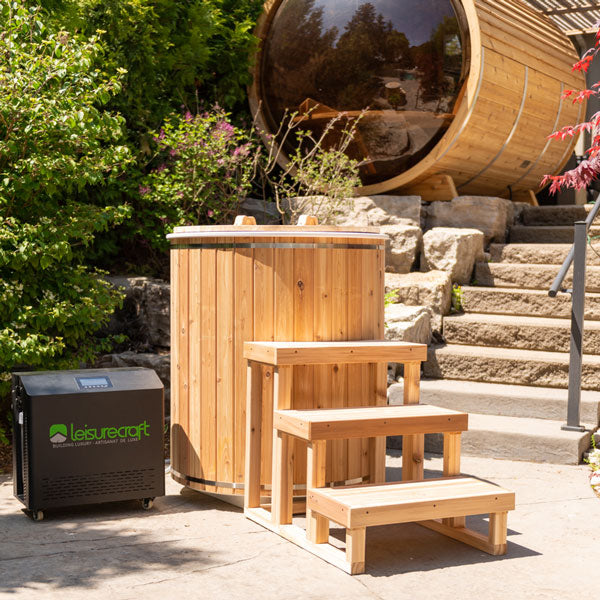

[543,31,600,194]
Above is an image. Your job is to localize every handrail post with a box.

[563,220,587,432]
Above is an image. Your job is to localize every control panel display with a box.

[75,376,113,390]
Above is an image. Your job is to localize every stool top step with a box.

[244,340,427,365]
[274,404,468,440]
[308,477,515,528]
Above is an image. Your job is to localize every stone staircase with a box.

[389,205,600,464]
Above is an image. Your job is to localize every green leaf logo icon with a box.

[49,424,67,444]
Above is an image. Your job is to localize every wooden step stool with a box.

[243,341,515,574]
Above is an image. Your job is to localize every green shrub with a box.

[137,108,256,251]
[40,0,264,135]
[32,0,264,272]
[0,3,132,435]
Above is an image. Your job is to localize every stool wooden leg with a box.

[244,361,263,510]
[402,361,424,481]
[271,366,294,525]
[272,430,293,525]
[489,511,508,555]
[443,432,465,527]
[306,440,329,543]
[346,527,366,575]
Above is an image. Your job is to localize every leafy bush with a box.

[41,0,264,135]
[257,110,361,223]
[137,108,256,251]
[32,0,264,272]
[0,3,132,432]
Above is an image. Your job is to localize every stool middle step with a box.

[273,404,468,440]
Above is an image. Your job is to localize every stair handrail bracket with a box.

[548,200,600,433]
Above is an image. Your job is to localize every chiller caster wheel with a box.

[142,498,154,510]
[32,510,44,521]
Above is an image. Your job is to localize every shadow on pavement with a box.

[0,475,232,594]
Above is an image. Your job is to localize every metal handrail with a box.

[547,194,600,432]
[549,196,600,297]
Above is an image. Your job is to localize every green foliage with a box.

[30,0,264,272]
[0,3,132,433]
[137,108,256,251]
[384,291,399,307]
[41,0,263,135]
[256,110,361,224]
[451,284,463,313]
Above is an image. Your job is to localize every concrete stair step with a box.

[443,312,600,354]
[489,243,600,266]
[521,204,592,226]
[461,285,600,319]
[423,343,600,390]
[388,378,600,425]
[509,225,600,244]
[387,413,592,464]
[474,262,600,292]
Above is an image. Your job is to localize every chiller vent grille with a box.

[41,468,158,502]
[22,412,30,501]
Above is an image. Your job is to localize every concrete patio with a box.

[0,451,597,600]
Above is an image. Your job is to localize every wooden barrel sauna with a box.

[250,0,586,203]
[168,224,387,498]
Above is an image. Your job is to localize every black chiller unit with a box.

[12,367,165,520]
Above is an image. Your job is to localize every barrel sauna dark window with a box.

[260,0,470,185]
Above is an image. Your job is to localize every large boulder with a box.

[385,270,451,332]
[385,304,431,344]
[421,227,484,284]
[239,197,281,224]
[288,195,422,227]
[425,196,514,244]
[385,304,431,383]
[380,224,422,274]
[107,277,170,349]
[332,195,422,227]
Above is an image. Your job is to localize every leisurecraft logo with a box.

[49,421,150,444]
[49,424,68,444]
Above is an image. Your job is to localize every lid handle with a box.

[234,215,257,225]
[297,215,319,226]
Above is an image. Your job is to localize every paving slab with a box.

[0,455,598,600]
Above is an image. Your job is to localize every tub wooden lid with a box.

[167,224,387,241]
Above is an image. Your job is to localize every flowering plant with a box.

[137,107,256,249]
[586,436,600,496]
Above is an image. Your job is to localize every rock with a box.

[380,224,422,273]
[425,196,513,244]
[421,227,484,284]
[385,304,431,344]
[385,271,451,332]
[239,198,281,225]
[95,351,171,409]
[288,195,422,226]
[108,277,170,349]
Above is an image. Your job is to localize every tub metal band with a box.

[172,468,367,490]
[170,242,384,250]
